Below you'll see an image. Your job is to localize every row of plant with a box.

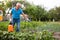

[0,30,55,40]
[0,21,60,32]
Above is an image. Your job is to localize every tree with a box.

[55,7,60,20]
[6,2,12,8]
[24,4,47,21]
[48,9,55,21]
[36,6,47,21]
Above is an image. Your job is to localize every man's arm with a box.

[10,13,12,18]
[22,13,27,20]
[9,9,12,18]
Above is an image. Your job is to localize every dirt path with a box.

[53,32,60,40]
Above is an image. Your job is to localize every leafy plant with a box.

[0,30,55,40]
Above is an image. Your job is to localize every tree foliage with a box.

[4,1,60,21]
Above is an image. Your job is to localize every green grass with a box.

[0,21,60,32]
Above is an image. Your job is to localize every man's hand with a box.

[22,13,27,20]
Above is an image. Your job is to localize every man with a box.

[10,3,27,32]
